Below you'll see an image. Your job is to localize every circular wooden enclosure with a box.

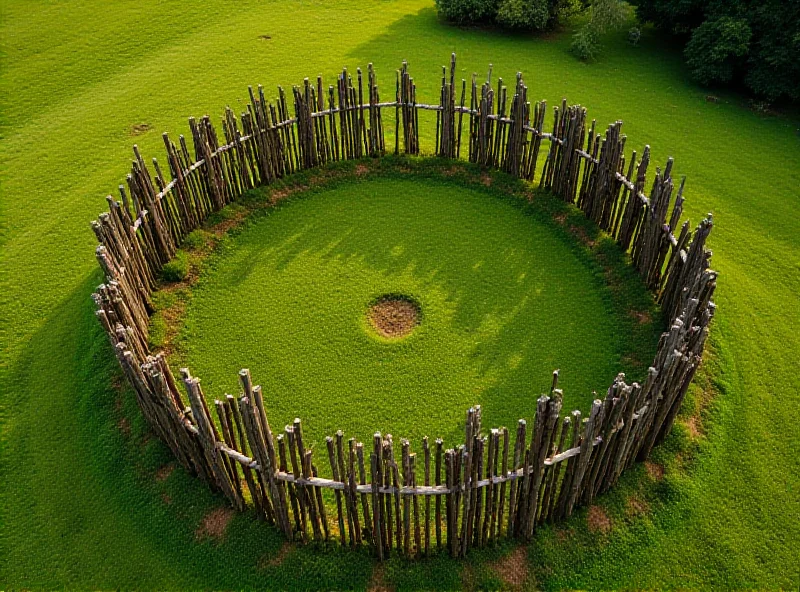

[90,55,717,559]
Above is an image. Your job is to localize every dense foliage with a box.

[636,0,800,100]
[435,0,580,31]
[571,0,629,60]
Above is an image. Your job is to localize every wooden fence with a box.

[91,55,717,558]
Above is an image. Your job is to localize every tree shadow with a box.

[183,170,659,451]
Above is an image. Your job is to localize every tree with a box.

[684,16,751,85]
[571,0,629,60]
[636,0,800,101]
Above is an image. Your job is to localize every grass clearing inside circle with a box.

[168,164,662,451]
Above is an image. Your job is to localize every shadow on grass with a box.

[199,160,663,435]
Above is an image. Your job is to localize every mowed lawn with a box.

[1,0,799,589]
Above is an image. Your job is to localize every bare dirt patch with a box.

[441,165,460,176]
[568,224,597,248]
[630,309,652,325]
[621,353,644,369]
[626,495,650,517]
[117,416,131,436]
[147,295,189,359]
[674,451,691,471]
[195,507,235,541]
[161,293,188,320]
[111,374,125,393]
[155,463,175,482]
[587,505,612,534]
[258,542,294,569]
[130,123,153,136]
[367,564,394,592]
[268,184,308,205]
[555,526,574,542]
[209,209,249,237]
[368,296,420,338]
[491,546,529,590]
[684,415,702,440]
[645,461,665,481]
[161,493,173,505]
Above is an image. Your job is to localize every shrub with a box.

[572,25,599,60]
[628,25,641,45]
[183,229,212,251]
[496,0,549,30]
[743,5,800,101]
[435,0,496,24]
[161,251,190,282]
[436,0,581,31]
[552,0,583,25]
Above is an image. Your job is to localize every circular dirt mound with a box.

[368,295,421,338]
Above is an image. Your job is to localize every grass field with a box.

[2,0,799,589]
[171,168,661,451]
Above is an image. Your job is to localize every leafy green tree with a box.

[571,0,629,60]
[743,2,800,100]
[636,0,800,101]
[684,16,751,84]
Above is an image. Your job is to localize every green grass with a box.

[173,165,660,451]
[1,0,799,589]
[161,250,190,282]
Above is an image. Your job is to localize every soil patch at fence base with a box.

[626,495,650,517]
[116,416,131,436]
[367,565,393,592]
[491,546,529,589]
[368,295,420,339]
[195,507,235,541]
[155,464,175,482]
[645,461,665,481]
[685,415,702,440]
[587,505,612,534]
[259,542,294,569]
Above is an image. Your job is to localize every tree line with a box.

[434,0,800,102]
